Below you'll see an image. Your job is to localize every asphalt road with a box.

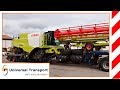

[50,63,109,77]
[2,55,109,77]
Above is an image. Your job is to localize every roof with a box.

[2,35,13,40]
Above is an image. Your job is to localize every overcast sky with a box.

[3,13,109,37]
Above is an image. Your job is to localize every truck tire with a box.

[71,49,83,55]
[60,49,71,55]
[85,42,94,51]
[98,57,109,72]
[70,55,83,64]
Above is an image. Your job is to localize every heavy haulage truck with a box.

[7,23,109,72]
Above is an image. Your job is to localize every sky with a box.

[3,13,109,37]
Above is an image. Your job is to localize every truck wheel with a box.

[72,49,83,55]
[99,57,109,72]
[85,42,94,51]
[70,55,83,64]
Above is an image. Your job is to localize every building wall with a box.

[3,40,12,48]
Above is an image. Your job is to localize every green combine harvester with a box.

[7,23,109,72]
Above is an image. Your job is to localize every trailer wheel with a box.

[60,49,71,55]
[85,42,94,51]
[70,55,83,64]
[57,55,69,63]
[99,57,109,72]
[71,49,83,55]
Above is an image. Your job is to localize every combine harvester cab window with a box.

[13,34,20,39]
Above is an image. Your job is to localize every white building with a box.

[2,35,13,51]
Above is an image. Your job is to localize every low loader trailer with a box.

[7,23,109,72]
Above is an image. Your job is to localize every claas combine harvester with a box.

[7,23,109,72]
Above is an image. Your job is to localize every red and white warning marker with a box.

[111,11,120,79]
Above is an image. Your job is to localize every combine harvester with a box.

[7,23,109,72]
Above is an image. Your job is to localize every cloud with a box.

[3,14,33,20]
[20,22,47,29]
[3,13,109,37]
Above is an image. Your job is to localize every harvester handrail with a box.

[58,23,109,30]
[54,23,109,39]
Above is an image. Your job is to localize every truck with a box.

[6,23,109,72]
